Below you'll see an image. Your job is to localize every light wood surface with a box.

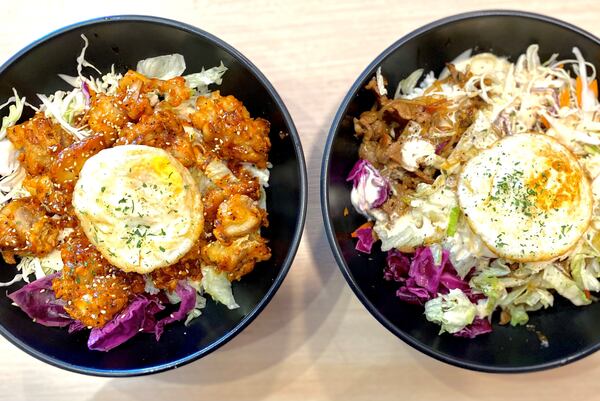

[2,1,600,400]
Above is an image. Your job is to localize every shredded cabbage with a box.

[375,66,387,97]
[374,177,457,251]
[201,265,239,309]
[443,217,494,279]
[184,292,207,325]
[37,91,89,139]
[424,289,477,334]
[16,249,64,283]
[204,159,236,183]
[185,62,228,95]
[0,88,25,140]
[445,206,460,236]
[394,68,424,99]
[136,54,186,80]
[542,264,590,306]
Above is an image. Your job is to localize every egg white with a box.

[457,133,592,262]
[72,145,203,274]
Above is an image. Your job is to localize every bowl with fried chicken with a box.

[0,15,306,376]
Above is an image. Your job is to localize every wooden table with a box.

[2,1,600,400]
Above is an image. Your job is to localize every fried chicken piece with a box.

[6,113,73,175]
[22,135,109,216]
[116,70,191,120]
[213,194,266,243]
[201,161,262,229]
[115,109,196,167]
[150,240,204,292]
[151,76,191,107]
[202,234,271,281]
[53,229,145,328]
[200,169,269,281]
[191,91,271,168]
[49,134,109,189]
[0,198,60,263]
[86,95,130,140]
[22,175,71,216]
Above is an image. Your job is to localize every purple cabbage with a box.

[88,280,197,351]
[87,295,165,352]
[384,247,492,336]
[154,281,197,340]
[409,247,445,294]
[435,140,448,155]
[383,249,410,282]
[353,225,376,254]
[347,159,390,213]
[453,318,493,339]
[396,278,430,304]
[7,273,72,327]
[385,247,472,305]
[81,81,91,106]
[68,321,86,334]
[9,272,200,351]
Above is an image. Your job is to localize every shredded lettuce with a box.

[0,88,25,140]
[0,273,23,288]
[394,68,424,99]
[242,162,269,188]
[424,289,477,334]
[375,66,387,96]
[542,264,591,306]
[204,159,236,184]
[0,139,20,181]
[0,166,28,205]
[443,217,494,279]
[375,177,456,251]
[136,54,186,80]
[185,62,228,95]
[571,254,600,292]
[573,47,598,112]
[76,34,101,79]
[16,249,64,283]
[446,206,460,236]
[201,265,239,309]
[37,90,89,139]
[242,163,269,209]
[184,293,207,325]
[143,275,160,295]
[469,259,557,320]
[508,305,529,326]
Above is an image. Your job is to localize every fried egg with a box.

[73,145,203,274]
[457,133,592,262]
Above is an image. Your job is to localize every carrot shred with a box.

[559,87,570,108]
[540,115,551,129]
[585,289,592,300]
[591,79,598,98]
[576,76,583,105]
[576,77,598,106]
[351,221,373,238]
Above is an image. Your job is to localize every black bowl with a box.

[0,15,307,376]
[322,10,600,373]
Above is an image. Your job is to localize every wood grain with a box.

[2,1,600,400]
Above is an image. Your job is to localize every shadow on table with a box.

[413,348,600,399]
[92,93,347,401]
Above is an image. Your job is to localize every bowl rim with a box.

[321,9,600,373]
[0,14,307,377]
